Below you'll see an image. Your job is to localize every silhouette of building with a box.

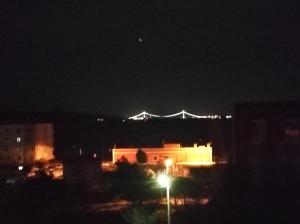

[63,155,101,186]
[233,101,300,165]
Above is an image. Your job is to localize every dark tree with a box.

[109,161,159,202]
[136,148,147,164]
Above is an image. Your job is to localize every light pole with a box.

[164,158,172,174]
[157,174,171,224]
[166,185,170,224]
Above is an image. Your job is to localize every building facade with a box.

[0,123,54,166]
[233,102,300,165]
[112,143,213,166]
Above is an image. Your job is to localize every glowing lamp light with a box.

[157,174,172,224]
[165,158,173,167]
[157,174,171,188]
[18,166,23,171]
[165,158,173,174]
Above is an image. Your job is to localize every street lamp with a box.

[157,174,171,224]
[164,158,172,174]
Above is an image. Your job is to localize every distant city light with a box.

[128,111,232,120]
[128,111,161,120]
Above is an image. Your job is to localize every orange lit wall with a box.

[32,123,54,162]
[0,123,55,165]
[34,144,54,161]
[113,143,213,166]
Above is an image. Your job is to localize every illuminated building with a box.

[0,123,54,166]
[112,143,213,166]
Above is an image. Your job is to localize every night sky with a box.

[1,1,299,117]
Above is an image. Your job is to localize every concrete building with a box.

[112,143,213,166]
[233,101,300,165]
[0,123,54,166]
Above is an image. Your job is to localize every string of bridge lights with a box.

[128,110,232,120]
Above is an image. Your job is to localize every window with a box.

[16,137,21,143]
[284,119,300,142]
[153,156,158,161]
[285,119,299,133]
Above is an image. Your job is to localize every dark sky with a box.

[1,0,299,117]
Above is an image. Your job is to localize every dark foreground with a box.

[0,165,299,224]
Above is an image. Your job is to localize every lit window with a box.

[284,119,300,141]
[97,118,104,122]
[16,137,21,142]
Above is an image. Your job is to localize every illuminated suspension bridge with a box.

[128,110,232,120]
